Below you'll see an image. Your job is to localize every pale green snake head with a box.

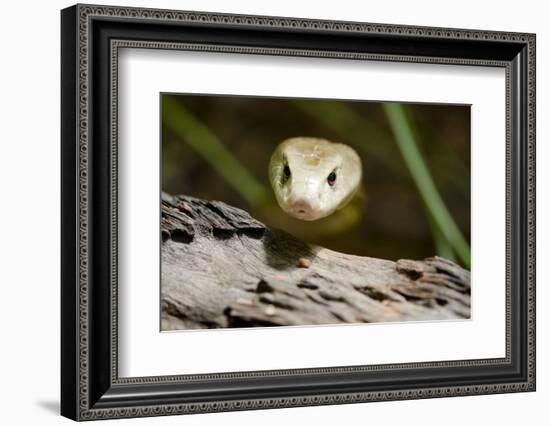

[269,137,362,221]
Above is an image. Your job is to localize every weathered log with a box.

[161,193,471,330]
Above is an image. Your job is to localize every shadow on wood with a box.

[161,193,471,330]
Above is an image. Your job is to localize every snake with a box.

[269,137,362,221]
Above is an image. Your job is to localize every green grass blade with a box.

[382,103,470,267]
[162,96,268,207]
[426,214,457,263]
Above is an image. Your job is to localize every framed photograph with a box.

[61,3,536,421]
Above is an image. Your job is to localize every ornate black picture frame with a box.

[61,3,536,421]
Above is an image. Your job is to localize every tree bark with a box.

[161,193,471,330]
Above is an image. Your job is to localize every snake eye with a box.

[327,170,337,186]
[281,163,291,184]
[284,164,291,178]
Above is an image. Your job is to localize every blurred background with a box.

[162,94,470,268]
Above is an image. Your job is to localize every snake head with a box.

[269,137,362,221]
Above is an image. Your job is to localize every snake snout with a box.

[288,198,320,220]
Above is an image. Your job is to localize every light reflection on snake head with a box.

[269,137,362,221]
